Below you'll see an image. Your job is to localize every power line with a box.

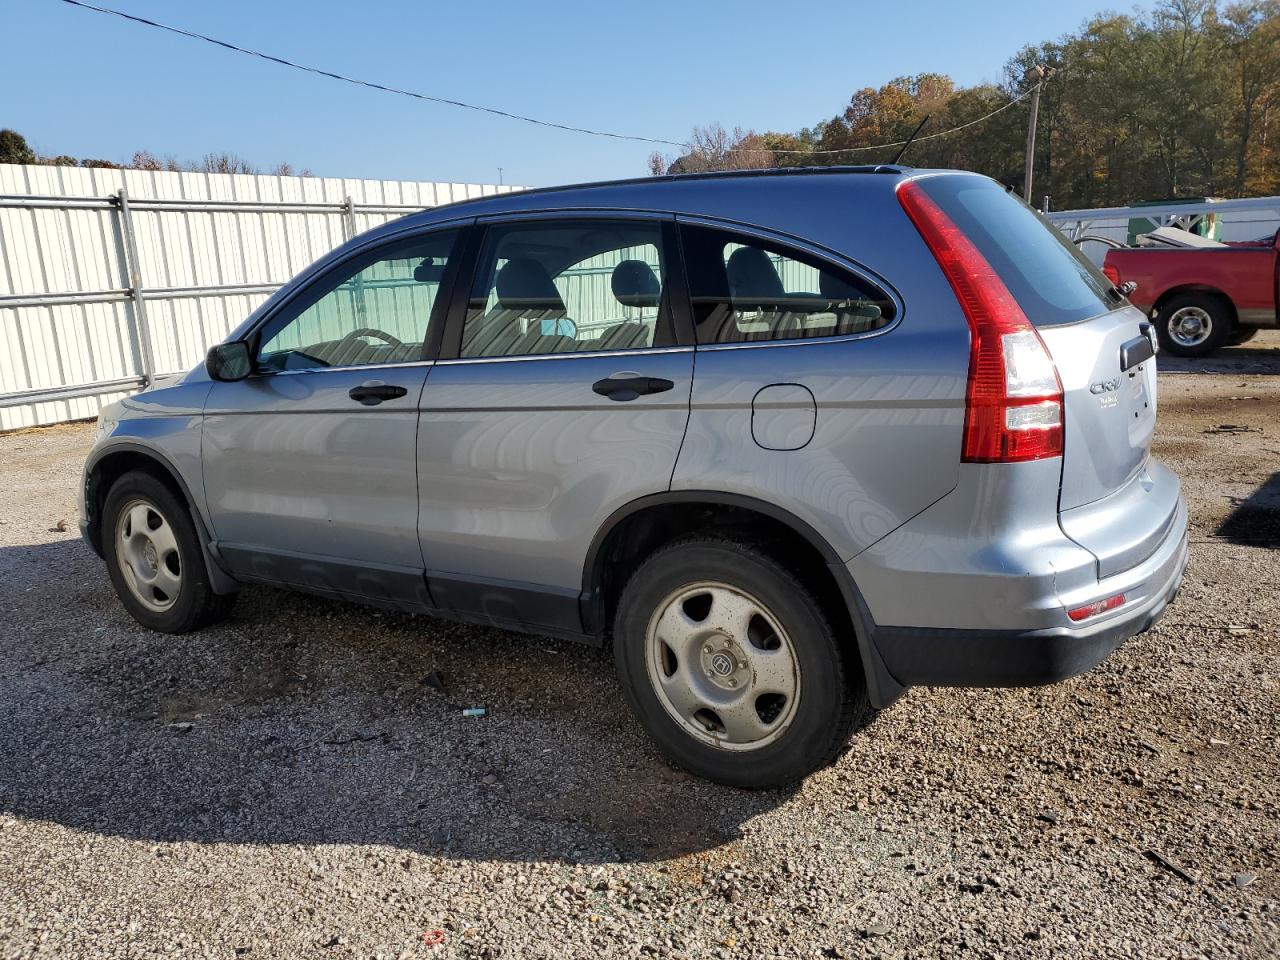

[55,0,686,148]
[730,87,1037,156]
[56,0,1036,159]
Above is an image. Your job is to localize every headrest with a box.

[414,259,446,283]
[819,270,865,301]
[611,259,661,308]
[495,258,566,315]
[727,247,785,301]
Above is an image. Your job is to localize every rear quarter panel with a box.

[673,331,967,560]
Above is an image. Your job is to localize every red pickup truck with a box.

[1101,228,1279,357]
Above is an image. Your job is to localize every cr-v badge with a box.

[1091,377,1121,408]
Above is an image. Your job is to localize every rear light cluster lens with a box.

[897,181,1064,463]
[1067,593,1126,622]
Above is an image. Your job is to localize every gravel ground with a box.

[1,333,1278,960]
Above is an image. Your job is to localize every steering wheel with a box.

[332,327,405,358]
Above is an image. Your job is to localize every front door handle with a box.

[349,381,408,405]
[591,375,675,402]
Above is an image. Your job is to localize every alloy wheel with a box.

[1168,306,1214,348]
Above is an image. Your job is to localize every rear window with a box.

[918,175,1115,327]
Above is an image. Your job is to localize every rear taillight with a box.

[897,180,1064,463]
[1102,263,1121,286]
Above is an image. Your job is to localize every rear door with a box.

[415,214,693,635]
[202,226,466,605]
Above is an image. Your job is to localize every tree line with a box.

[650,0,1280,209]
[0,129,313,178]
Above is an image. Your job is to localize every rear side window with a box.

[680,225,895,345]
[916,176,1114,327]
[460,220,674,358]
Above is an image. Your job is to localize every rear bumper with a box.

[875,527,1182,691]
[840,458,1189,703]
[871,524,1187,686]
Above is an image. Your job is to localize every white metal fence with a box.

[6,166,1278,430]
[1045,195,1280,265]
[0,163,521,430]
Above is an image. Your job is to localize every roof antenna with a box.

[891,115,931,165]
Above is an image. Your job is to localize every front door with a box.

[202,227,465,606]
[416,216,693,634]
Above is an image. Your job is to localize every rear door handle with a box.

[591,375,675,402]
[349,381,408,405]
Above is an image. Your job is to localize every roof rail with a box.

[423,165,912,214]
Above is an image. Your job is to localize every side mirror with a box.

[206,341,253,382]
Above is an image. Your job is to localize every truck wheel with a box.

[612,537,873,789]
[1228,327,1259,346]
[1155,293,1231,357]
[102,470,235,634]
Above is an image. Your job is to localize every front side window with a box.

[681,225,895,345]
[461,220,672,358]
[256,230,461,371]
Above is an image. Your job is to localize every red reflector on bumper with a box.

[1067,593,1126,622]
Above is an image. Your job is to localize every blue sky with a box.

[9,0,1112,187]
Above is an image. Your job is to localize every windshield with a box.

[918,175,1116,327]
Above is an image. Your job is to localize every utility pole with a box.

[1022,65,1056,202]
[1022,64,1045,203]
[497,167,504,186]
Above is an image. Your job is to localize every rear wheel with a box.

[1228,327,1259,346]
[102,471,234,633]
[1155,293,1232,357]
[613,537,872,788]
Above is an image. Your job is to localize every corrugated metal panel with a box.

[0,163,521,429]
[1045,196,1280,266]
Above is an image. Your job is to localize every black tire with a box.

[102,470,235,633]
[1154,293,1232,358]
[1228,327,1259,346]
[612,537,873,789]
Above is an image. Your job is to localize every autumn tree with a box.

[652,124,777,175]
[0,129,36,165]
[657,1,1280,207]
[1219,0,1280,193]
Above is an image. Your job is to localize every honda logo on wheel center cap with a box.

[710,652,736,676]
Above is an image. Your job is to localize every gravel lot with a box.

[1,334,1278,960]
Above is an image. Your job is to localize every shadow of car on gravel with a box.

[1156,342,1280,375]
[0,538,802,865]
[1217,472,1280,549]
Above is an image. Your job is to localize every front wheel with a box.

[613,537,872,788]
[102,470,235,633]
[1228,327,1259,346]
[1155,293,1232,357]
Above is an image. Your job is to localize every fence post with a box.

[342,196,357,241]
[116,187,155,386]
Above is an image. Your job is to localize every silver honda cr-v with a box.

[81,167,1188,787]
